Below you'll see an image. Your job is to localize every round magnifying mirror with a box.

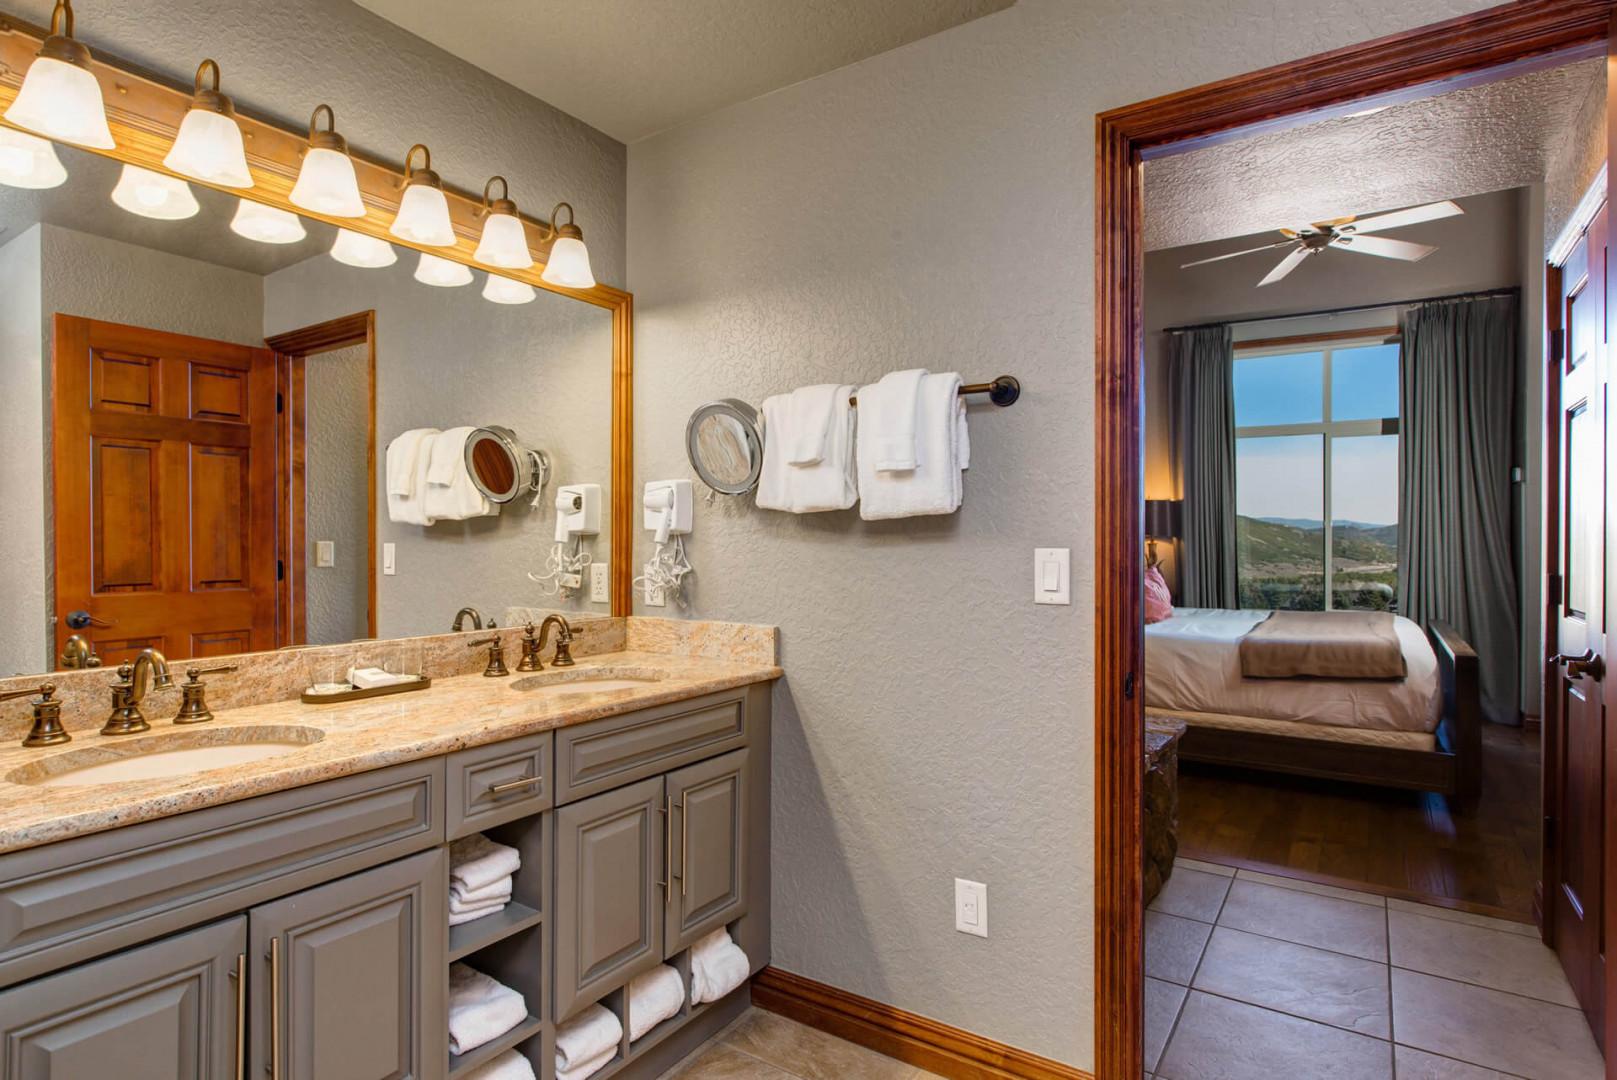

[686,399,763,495]
[464,426,549,504]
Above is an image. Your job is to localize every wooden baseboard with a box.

[750,967,1092,1080]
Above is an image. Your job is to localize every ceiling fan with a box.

[1180,199,1464,286]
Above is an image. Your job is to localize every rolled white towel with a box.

[691,927,734,965]
[555,1046,614,1080]
[690,929,750,1005]
[555,1003,622,1072]
[450,834,521,894]
[448,963,527,1056]
[449,902,507,927]
[452,876,513,907]
[461,1049,537,1080]
[627,964,685,1042]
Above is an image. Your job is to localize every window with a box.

[1233,339,1400,611]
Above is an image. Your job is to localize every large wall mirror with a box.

[1,139,622,678]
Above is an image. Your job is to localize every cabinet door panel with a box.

[0,916,244,1080]
[667,750,748,952]
[554,776,664,1020]
[250,849,445,1080]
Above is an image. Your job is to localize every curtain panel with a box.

[1170,325,1239,608]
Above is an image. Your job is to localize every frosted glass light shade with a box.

[390,183,455,246]
[540,236,595,289]
[164,108,252,188]
[473,211,532,269]
[482,275,536,305]
[111,164,199,219]
[290,146,364,217]
[4,56,113,149]
[330,228,396,268]
[414,252,472,287]
[0,128,68,189]
[230,200,306,244]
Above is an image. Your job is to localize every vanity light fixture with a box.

[163,60,252,188]
[482,274,537,305]
[538,202,595,289]
[290,105,365,217]
[389,143,456,247]
[414,251,473,287]
[330,227,397,268]
[110,164,199,219]
[4,0,114,149]
[473,176,533,269]
[230,199,305,244]
[0,128,69,189]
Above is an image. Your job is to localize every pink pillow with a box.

[1144,565,1173,624]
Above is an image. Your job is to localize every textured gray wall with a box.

[0,227,46,675]
[263,254,615,638]
[1545,66,1607,247]
[304,342,370,645]
[628,0,1496,1065]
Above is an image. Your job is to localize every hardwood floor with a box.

[1178,723,1541,921]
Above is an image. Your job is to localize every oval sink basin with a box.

[509,667,665,695]
[8,726,324,788]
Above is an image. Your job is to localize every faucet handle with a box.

[468,636,510,678]
[0,683,69,749]
[174,666,235,725]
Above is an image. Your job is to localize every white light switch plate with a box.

[315,540,335,568]
[955,878,988,938]
[382,543,396,576]
[590,562,609,603]
[1034,547,1070,605]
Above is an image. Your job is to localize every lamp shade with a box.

[5,2,113,150]
[472,176,533,269]
[290,106,364,218]
[163,61,251,188]
[330,228,396,268]
[0,128,68,189]
[389,144,456,247]
[541,235,595,290]
[111,164,199,220]
[230,199,306,244]
[1144,499,1183,539]
[482,274,536,305]
[414,252,472,287]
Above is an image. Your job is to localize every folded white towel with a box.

[385,428,439,524]
[452,875,513,907]
[448,962,527,1056]
[690,928,751,1005]
[347,666,416,690]
[756,386,857,514]
[450,890,509,916]
[783,384,843,465]
[423,427,495,521]
[450,834,521,894]
[449,902,507,927]
[858,368,927,471]
[858,371,968,520]
[627,964,685,1042]
[461,1049,537,1080]
[555,1003,622,1071]
[555,1046,614,1080]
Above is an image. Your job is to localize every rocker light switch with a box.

[315,541,335,568]
[1034,548,1070,605]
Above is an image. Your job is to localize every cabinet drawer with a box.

[0,758,442,988]
[555,689,749,804]
[446,731,552,839]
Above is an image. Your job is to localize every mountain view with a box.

[1237,516,1398,610]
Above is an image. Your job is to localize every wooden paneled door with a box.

[1546,199,1609,1044]
[52,315,279,666]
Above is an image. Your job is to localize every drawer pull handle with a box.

[269,937,282,1080]
[487,774,542,796]
[658,795,672,902]
[231,952,246,1080]
[680,790,689,898]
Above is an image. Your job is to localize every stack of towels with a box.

[756,383,858,513]
[690,928,750,1005]
[450,833,520,927]
[448,962,527,1057]
[385,426,495,525]
[460,1050,536,1080]
[555,1003,622,1080]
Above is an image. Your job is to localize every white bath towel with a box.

[627,964,685,1042]
[857,368,927,471]
[450,834,521,893]
[385,428,439,525]
[858,372,968,520]
[461,1049,537,1080]
[555,1046,614,1080]
[449,902,506,927]
[755,385,857,513]
[448,963,527,1056]
[555,1003,622,1071]
[423,427,495,521]
[690,928,751,1005]
[452,875,513,907]
[782,383,844,465]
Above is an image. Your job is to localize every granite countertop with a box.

[0,650,781,855]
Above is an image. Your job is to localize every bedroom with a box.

[1137,52,1609,1077]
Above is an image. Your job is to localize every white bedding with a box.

[1145,607,1443,735]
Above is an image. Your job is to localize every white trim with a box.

[1548,161,1607,268]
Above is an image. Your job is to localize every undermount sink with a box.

[8,726,325,788]
[509,667,665,695]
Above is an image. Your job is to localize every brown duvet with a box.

[1239,610,1408,680]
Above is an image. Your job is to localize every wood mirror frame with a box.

[0,10,634,617]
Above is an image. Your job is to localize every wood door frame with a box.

[1093,4,1615,1077]
[267,312,377,646]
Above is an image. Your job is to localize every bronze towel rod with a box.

[848,375,1020,408]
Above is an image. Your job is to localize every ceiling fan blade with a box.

[1258,247,1310,286]
[1342,200,1463,235]
[1336,234,1436,261]
[1310,214,1358,230]
[1180,239,1296,269]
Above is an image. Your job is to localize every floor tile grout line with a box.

[1232,868,1390,908]
[1153,870,1234,1078]
[1391,1043,1534,1080]
[1386,897,1397,1079]
[1388,962,1588,1011]
[1389,903,1540,936]
[1195,910,1389,965]
[1181,983,1393,1044]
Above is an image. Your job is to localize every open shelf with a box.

[448,901,543,962]
[447,1014,545,1078]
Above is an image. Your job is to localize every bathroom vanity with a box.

[0,642,776,1080]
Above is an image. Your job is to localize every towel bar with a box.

[848,374,1020,408]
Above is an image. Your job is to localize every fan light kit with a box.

[1181,200,1464,287]
[4,0,114,150]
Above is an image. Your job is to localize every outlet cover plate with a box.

[955,878,987,937]
[590,562,609,603]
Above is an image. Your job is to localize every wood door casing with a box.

[667,749,748,953]
[52,315,279,666]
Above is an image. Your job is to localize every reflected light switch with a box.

[1034,548,1070,605]
[315,541,335,568]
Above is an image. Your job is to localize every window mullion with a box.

[1322,348,1334,609]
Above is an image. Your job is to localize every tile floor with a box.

[657,1007,941,1080]
[1146,857,1606,1080]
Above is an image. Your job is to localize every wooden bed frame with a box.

[1175,621,1482,805]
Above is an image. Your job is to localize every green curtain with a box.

[1171,325,1238,608]
[1398,294,1520,724]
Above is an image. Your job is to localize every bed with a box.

[1144,607,1481,803]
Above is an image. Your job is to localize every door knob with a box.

[64,610,114,630]
[1553,650,1605,681]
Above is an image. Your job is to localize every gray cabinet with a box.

[0,916,244,1079]
[249,848,446,1080]
[553,776,665,1021]
[666,749,749,952]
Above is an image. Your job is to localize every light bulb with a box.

[414,252,472,287]
[541,236,595,290]
[4,1,114,150]
[230,200,306,244]
[389,144,456,247]
[330,228,396,268]
[482,275,537,305]
[290,106,365,218]
[163,61,252,188]
[0,128,68,189]
[110,165,199,220]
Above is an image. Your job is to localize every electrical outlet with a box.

[955,878,988,938]
[590,562,609,603]
[644,565,666,607]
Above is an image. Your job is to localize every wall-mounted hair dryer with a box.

[642,479,692,544]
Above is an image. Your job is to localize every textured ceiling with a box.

[1144,58,1602,251]
[349,0,1014,143]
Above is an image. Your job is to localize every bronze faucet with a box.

[0,683,67,747]
[174,666,236,725]
[453,607,484,632]
[58,634,101,670]
[468,636,510,677]
[537,614,575,667]
[102,648,174,735]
